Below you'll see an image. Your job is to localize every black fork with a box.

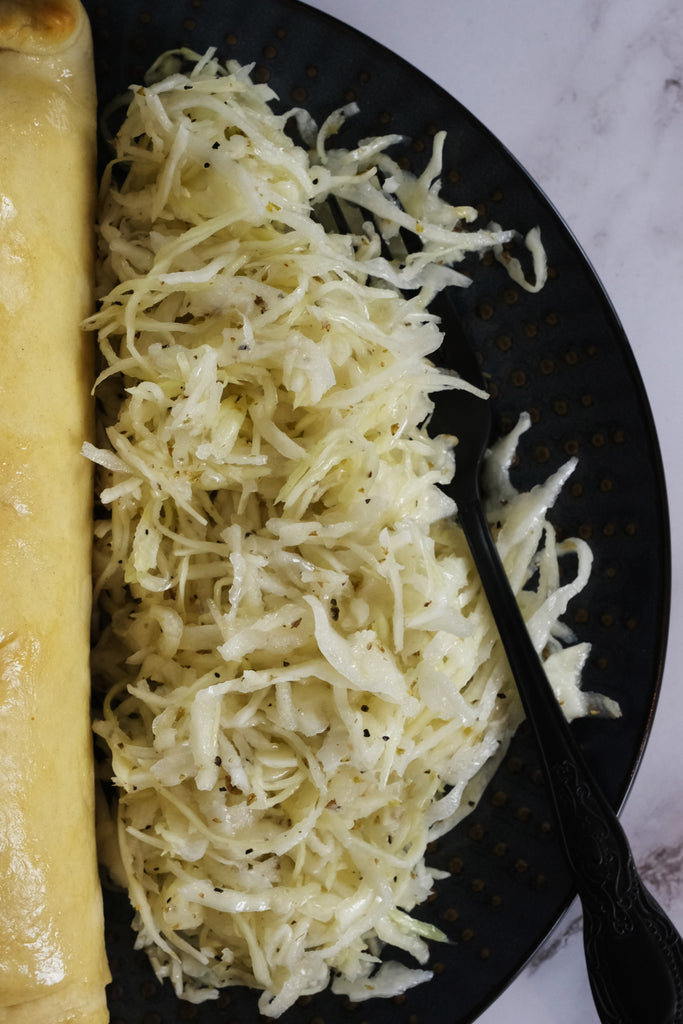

[319,189,683,1024]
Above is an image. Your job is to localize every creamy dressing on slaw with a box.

[86,49,616,1016]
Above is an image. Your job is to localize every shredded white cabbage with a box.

[87,49,616,1017]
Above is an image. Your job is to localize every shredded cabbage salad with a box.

[86,49,617,1017]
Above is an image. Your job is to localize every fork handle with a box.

[458,496,683,1024]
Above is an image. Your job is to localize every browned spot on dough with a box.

[0,0,80,53]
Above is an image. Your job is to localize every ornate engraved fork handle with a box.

[552,758,683,1024]
[458,495,683,1024]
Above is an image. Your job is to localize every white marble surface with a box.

[302,0,683,1021]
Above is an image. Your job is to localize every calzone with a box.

[0,0,110,1020]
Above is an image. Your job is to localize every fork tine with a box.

[316,183,488,396]
[315,182,493,511]
[319,192,389,256]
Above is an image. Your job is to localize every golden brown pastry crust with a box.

[0,0,110,1020]
[0,0,82,53]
